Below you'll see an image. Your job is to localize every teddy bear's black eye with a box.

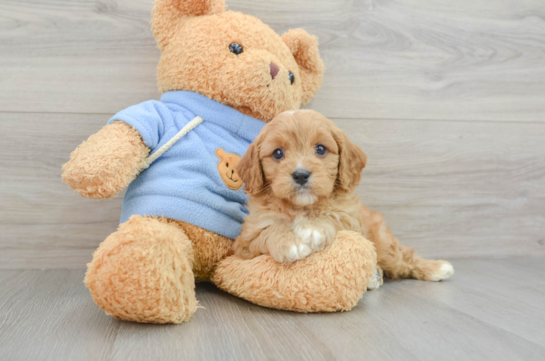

[226,163,229,168]
[229,43,243,55]
[315,144,327,157]
[272,148,284,160]
[288,71,295,85]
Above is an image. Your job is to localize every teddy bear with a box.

[62,0,380,323]
[215,148,243,191]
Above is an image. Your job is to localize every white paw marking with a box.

[311,230,324,249]
[298,227,313,242]
[297,243,312,258]
[430,262,454,281]
[288,245,299,260]
[367,267,383,291]
[279,225,326,263]
[284,243,313,263]
[294,226,325,250]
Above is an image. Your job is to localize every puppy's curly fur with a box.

[233,110,454,282]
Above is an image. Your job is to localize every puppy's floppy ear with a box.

[237,143,265,197]
[281,29,325,105]
[333,129,367,193]
[152,0,226,48]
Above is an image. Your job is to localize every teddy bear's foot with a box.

[85,215,198,323]
[212,231,377,313]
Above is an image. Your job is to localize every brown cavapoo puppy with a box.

[233,110,454,282]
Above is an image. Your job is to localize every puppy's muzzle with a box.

[292,170,311,186]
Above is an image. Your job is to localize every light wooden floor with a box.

[1,258,544,361]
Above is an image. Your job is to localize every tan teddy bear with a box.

[62,0,450,324]
[215,148,243,191]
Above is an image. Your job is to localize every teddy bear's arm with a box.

[62,121,150,199]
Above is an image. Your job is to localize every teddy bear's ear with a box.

[281,29,325,105]
[152,0,226,48]
[215,148,227,159]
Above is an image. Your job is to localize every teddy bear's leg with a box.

[171,221,234,282]
[363,208,454,282]
[84,215,197,324]
[212,231,377,313]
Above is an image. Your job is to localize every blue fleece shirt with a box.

[108,91,266,240]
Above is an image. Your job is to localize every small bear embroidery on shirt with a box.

[215,148,243,191]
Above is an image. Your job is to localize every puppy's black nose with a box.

[292,170,311,185]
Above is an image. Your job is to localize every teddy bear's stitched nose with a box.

[270,62,280,80]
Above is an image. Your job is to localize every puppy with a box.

[234,110,454,283]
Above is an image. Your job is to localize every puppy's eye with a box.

[229,43,243,55]
[272,148,284,160]
[315,144,327,157]
[288,71,295,85]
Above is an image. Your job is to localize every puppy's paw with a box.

[269,240,313,264]
[293,225,326,251]
[367,266,383,291]
[429,261,454,281]
[268,228,324,264]
[287,243,313,262]
[415,260,454,281]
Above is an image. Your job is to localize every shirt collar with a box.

[161,91,267,142]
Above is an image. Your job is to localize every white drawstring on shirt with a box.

[140,116,204,170]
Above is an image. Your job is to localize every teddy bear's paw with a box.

[62,121,149,199]
[367,266,384,291]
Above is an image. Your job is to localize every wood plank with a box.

[301,259,545,361]
[0,0,544,121]
[0,270,123,361]
[1,260,545,361]
[0,112,123,268]
[345,117,545,259]
[1,112,544,268]
[392,258,545,347]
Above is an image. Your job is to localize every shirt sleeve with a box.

[107,100,174,151]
